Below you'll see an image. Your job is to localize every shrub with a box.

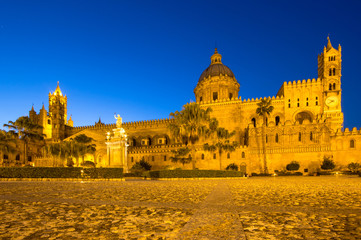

[66,159,74,167]
[321,157,335,170]
[130,159,152,172]
[226,163,238,171]
[82,161,96,168]
[277,171,303,176]
[347,162,361,173]
[251,172,272,177]
[286,161,300,171]
[139,159,152,171]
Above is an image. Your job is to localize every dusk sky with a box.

[1,0,361,129]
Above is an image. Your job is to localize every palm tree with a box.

[4,116,45,165]
[256,98,274,174]
[169,103,216,169]
[204,127,239,170]
[45,135,96,167]
[73,134,96,166]
[170,147,192,167]
[0,130,17,166]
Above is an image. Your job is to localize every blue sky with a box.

[0,0,360,129]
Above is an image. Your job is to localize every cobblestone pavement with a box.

[0,176,361,239]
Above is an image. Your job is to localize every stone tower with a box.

[194,49,240,103]
[48,82,67,140]
[318,37,343,130]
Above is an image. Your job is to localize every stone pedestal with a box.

[106,127,128,172]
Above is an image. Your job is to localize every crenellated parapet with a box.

[71,118,173,132]
[284,78,320,87]
[334,127,361,136]
[122,118,173,129]
[72,123,116,131]
[277,78,321,97]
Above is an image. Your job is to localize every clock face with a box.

[325,96,339,107]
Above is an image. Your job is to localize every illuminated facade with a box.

[27,38,360,174]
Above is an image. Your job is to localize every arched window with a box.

[310,132,313,141]
[275,116,280,126]
[333,83,336,90]
[316,97,318,106]
[213,92,218,101]
[15,154,20,161]
[333,68,336,76]
[131,157,134,162]
[251,118,256,127]
[275,134,279,143]
[200,96,203,102]
[329,69,332,76]
[201,154,204,160]
[350,140,355,148]
[241,152,245,158]
[229,93,233,99]
[265,117,268,126]
[48,119,51,124]
[152,156,155,161]
[227,153,230,159]
[164,156,167,161]
[329,84,332,90]
[3,154,8,160]
[298,132,302,142]
[213,153,216,159]
[265,134,268,143]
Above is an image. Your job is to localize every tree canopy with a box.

[169,103,216,169]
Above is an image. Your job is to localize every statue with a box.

[114,114,122,128]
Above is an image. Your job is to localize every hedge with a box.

[148,170,245,178]
[276,172,303,176]
[0,167,123,179]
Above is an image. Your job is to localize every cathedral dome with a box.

[194,49,240,103]
[198,49,235,83]
[198,63,235,82]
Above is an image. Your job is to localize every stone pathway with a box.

[177,182,246,239]
[0,176,361,239]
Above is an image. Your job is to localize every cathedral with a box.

[26,37,360,174]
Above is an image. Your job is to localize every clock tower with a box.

[318,37,343,130]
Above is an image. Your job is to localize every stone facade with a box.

[22,37,361,174]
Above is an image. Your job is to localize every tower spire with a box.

[326,36,333,51]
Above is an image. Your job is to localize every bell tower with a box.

[49,82,67,140]
[318,37,343,129]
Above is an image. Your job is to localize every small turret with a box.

[29,105,37,122]
[67,115,74,127]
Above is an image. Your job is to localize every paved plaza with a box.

[0,176,361,239]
